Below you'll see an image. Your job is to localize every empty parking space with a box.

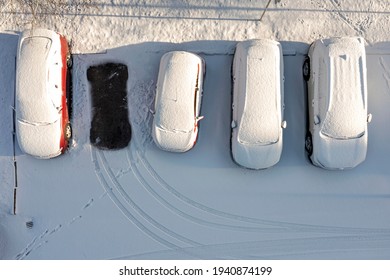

[87,63,131,150]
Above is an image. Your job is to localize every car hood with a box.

[153,126,194,152]
[232,139,282,170]
[16,119,63,158]
[315,132,367,169]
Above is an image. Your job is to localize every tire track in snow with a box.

[91,148,202,257]
[112,234,390,260]
[125,146,291,233]
[118,79,301,234]
[134,146,390,235]
[98,149,202,247]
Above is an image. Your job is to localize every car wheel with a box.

[305,132,313,156]
[64,123,72,141]
[303,58,310,81]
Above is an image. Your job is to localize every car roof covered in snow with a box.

[154,51,202,133]
[16,29,62,124]
[235,39,282,145]
[320,37,367,139]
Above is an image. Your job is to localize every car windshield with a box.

[321,55,366,139]
[237,56,280,145]
[155,57,198,132]
[17,37,59,124]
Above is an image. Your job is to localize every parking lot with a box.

[1,39,389,259]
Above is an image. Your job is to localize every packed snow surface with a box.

[1,0,390,259]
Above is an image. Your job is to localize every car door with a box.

[48,50,63,113]
[194,62,202,119]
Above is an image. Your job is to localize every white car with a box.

[15,28,72,159]
[303,37,372,170]
[152,51,205,152]
[231,39,286,169]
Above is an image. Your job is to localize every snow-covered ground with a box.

[1,0,390,259]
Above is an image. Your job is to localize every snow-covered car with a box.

[15,28,72,159]
[152,51,205,152]
[303,37,372,170]
[231,39,286,169]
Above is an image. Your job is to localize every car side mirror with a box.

[367,113,372,123]
[281,120,287,129]
[149,109,155,116]
[231,120,237,129]
[196,116,204,122]
[314,115,320,125]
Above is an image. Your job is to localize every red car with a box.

[15,28,72,158]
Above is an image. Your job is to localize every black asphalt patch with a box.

[87,63,131,150]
